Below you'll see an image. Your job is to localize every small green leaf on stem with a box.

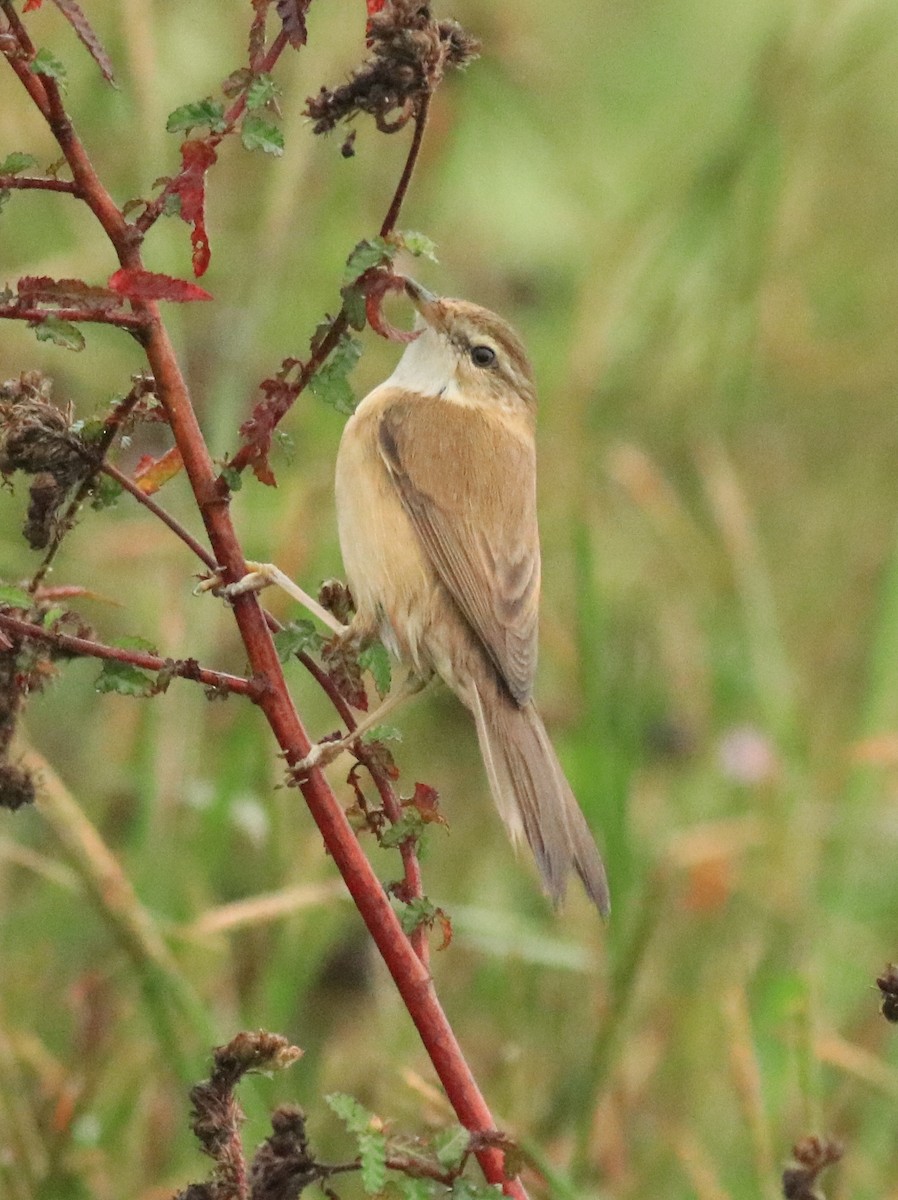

[435,1126,470,1171]
[359,1128,388,1193]
[340,283,368,331]
[241,114,284,155]
[246,74,281,111]
[394,230,438,261]
[95,661,156,697]
[0,586,33,610]
[343,237,395,285]
[31,317,85,352]
[325,1092,376,1136]
[0,153,39,175]
[31,49,67,84]
[218,465,243,492]
[90,475,122,510]
[309,334,362,414]
[358,641,391,698]
[273,619,323,663]
[166,98,226,134]
[451,1181,502,1198]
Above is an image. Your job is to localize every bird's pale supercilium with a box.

[335,279,609,915]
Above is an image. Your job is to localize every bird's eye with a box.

[470,344,497,368]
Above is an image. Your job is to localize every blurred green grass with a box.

[3,0,898,1196]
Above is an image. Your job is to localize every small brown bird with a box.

[334,280,609,914]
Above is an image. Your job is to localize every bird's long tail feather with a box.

[468,685,610,916]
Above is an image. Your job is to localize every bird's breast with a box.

[335,388,439,670]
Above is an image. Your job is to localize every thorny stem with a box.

[0,614,265,699]
[1,16,525,1197]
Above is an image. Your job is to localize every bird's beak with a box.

[404,277,441,326]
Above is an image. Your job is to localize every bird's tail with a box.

[468,684,610,916]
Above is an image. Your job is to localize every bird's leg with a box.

[195,562,348,637]
[295,671,432,775]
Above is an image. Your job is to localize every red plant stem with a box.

[0,303,146,329]
[0,613,264,698]
[0,175,81,194]
[3,26,526,1198]
[379,92,430,238]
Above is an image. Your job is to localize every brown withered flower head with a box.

[306,0,480,135]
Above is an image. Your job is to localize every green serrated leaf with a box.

[396,230,438,261]
[325,1092,375,1136]
[398,1179,436,1200]
[394,895,438,935]
[358,641,392,698]
[95,660,156,697]
[450,1182,502,1199]
[380,811,424,849]
[246,73,280,110]
[343,237,394,285]
[363,724,402,745]
[114,634,159,653]
[0,152,38,176]
[32,317,85,352]
[359,1129,388,1194]
[309,335,362,415]
[0,586,32,610]
[274,429,296,463]
[40,606,66,629]
[435,1126,470,1171]
[31,49,67,84]
[165,98,226,134]
[219,465,243,492]
[90,475,122,510]
[340,283,367,331]
[273,619,323,663]
[241,113,284,156]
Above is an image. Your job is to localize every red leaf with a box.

[366,0,385,13]
[249,0,271,67]
[133,446,184,494]
[23,0,43,10]
[51,0,116,84]
[17,276,121,311]
[175,139,217,277]
[108,268,213,303]
[364,273,420,343]
[275,0,311,47]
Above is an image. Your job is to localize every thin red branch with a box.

[0,303,147,330]
[0,174,81,194]
[101,462,218,571]
[379,92,430,237]
[0,613,265,699]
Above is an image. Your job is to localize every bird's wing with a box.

[377,394,540,705]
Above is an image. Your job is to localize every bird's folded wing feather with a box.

[377,395,540,706]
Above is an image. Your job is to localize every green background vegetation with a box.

[3,0,898,1196]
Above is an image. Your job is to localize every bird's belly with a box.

[335,413,438,672]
